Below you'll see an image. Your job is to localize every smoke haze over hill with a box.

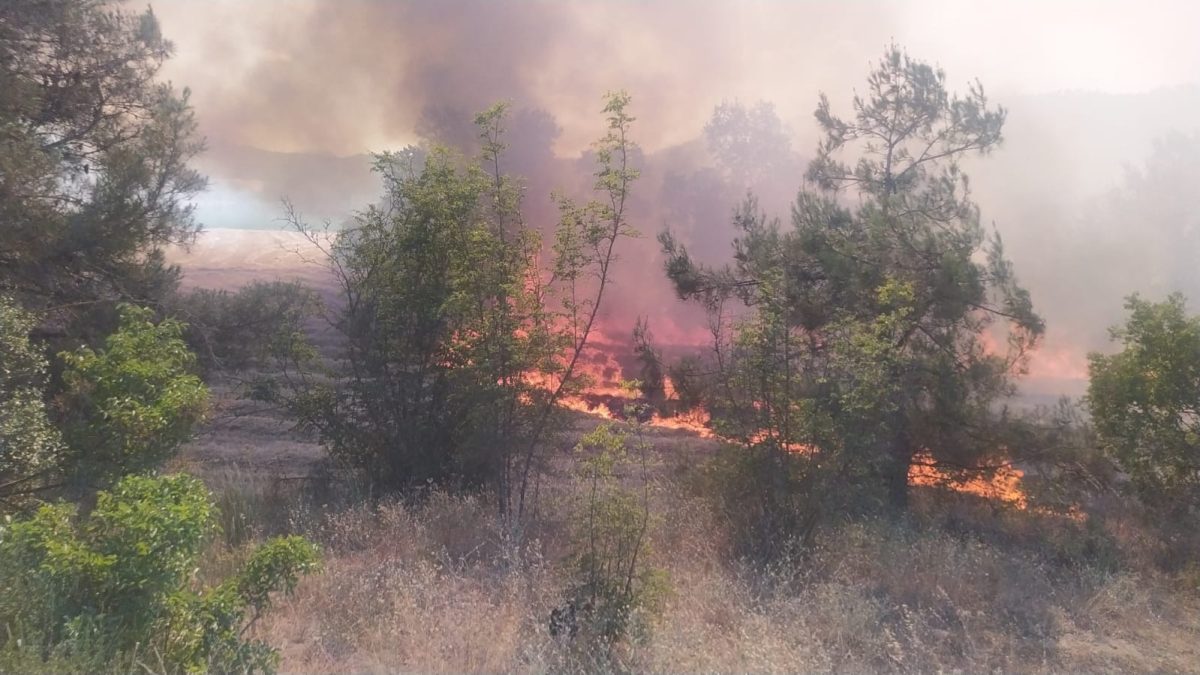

[153,0,1200,398]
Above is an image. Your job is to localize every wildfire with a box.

[522,334,718,437]
[556,395,617,420]
[536,334,1032,510]
[554,388,715,437]
[908,452,1028,509]
[644,408,714,436]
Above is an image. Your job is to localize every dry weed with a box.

[196,464,1200,673]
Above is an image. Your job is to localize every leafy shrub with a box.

[0,297,63,508]
[283,95,640,523]
[0,474,320,673]
[1,301,210,507]
[694,443,816,562]
[57,304,209,487]
[1089,294,1200,510]
[168,281,319,373]
[564,422,669,646]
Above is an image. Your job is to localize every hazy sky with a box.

[151,0,1200,394]
[154,0,1200,156]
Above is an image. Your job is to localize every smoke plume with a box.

[154,0,1200,398]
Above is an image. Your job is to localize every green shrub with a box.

[564,422,669,646]
[0,297,63,508]
[282,95,640,524]
[58,305,209,487]
[0,474,320,673]
[1089,294,1200,510]
[167,281,319,373]
[694,442,816,562]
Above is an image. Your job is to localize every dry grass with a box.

[249,494,566,671]
[181,405,1200,673]
[182,474,1200,673]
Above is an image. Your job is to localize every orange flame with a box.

[550,384,715,436]
[520,333,718,436]
[533,332,1031,510]
[644,408,714,436]
[908,451,1027,508]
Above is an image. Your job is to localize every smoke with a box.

[966,90,1200,394]
[152,0,1200,396]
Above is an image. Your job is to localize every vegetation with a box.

[0,299,207,503]
[0,0,205,341]
[564,418,667,647]
[660,46,1044,553]
[3,1,1200,671]
[192,459,1199,673]
[0,297,63,509]
[704,100,796,188]
[0,295,319,672]
[58,304,209,489]
[0,5,317,671]
[282,95,639,520]
[168,281,319,374]
[1089,294,1200,509]
[0,474,319,672]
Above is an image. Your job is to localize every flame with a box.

[550,383,716,437]
[520,333,717,436]
[644,408,714,437]
[558,395,618,419]
[529,330,1029,511]
[548,352,1032,508]
[908,451,1028,508]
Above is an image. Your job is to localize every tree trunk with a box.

[884,426,913,511]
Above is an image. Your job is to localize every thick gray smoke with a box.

[153,0,1200,396]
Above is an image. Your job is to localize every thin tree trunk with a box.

[885,430,913,511]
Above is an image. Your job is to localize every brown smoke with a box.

[152,0,1200,398]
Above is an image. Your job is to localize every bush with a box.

[0,297,63,508]
[694,443,817,562]
[168,281,319,373]
[57,304,209,488]
[563,422,669,647]
[0,474,320,673]
[283,96,640,522]
[1089,294,1200,510]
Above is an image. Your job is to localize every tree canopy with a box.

[0,0,205,336]
[283,95,639,520]
[1089,294,1200,508]
[0,297,63,510]
[0,299,208,504]
[661,45,1043,515]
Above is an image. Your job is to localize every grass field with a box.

[178,382,1200,673]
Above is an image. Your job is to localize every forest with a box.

[3,0,1200,672]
